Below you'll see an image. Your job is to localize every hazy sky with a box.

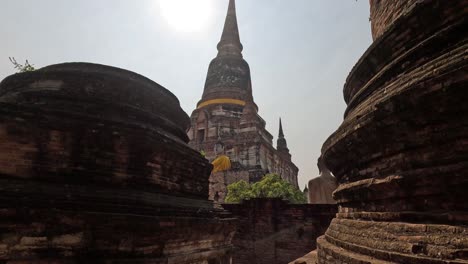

[0,0,372,189]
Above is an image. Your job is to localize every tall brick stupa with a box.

[188,0,299,202]
[315,0,468,263]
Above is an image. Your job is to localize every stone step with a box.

[324,234,468,264]
[317,236,396,264]
[326,218,468,260]
[289,250,318,264]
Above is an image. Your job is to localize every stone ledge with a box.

[289,250,318,264]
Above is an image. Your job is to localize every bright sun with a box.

[158,0,215,33]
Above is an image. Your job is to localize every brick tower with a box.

[188,0,299,202]
[316,0,468,263]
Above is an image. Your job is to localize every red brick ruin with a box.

[0,63,236,263]
[187,0,299,203]
[315,0,468,263]
[0,0,466,263]
[224,199,335,264]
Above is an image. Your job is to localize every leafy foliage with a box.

[225,180,253,203]
[9,57,35,73]
[225,174,307,204]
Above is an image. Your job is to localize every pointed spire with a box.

[277,118,289,154]
[279,118,285,138]
[197,0,253,108]
[217,0,243,57]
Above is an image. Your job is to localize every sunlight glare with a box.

[158,0,214,33]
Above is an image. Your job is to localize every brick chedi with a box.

[0,63,236,263]
[316,0,468,263]
[188,0,299,202]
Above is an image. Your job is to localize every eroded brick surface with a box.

[315,0,468,263]
[369,0,418,40]
[0,63,236,263]
[187,0,299,202]
[223,199,336,264]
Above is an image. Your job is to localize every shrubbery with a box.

[225,174,307,204]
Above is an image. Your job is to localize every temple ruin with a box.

[0,0,466,263]
[187,0,299,202]
[0,63,236,263]
[314,0,468,263]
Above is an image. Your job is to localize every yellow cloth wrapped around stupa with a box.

[211,155,231,173]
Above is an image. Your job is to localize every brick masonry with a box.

[0,63,236,263]
[188,0,299,203]
[223,198,336,264]
[315,0,468,263]
[369,0,418,40]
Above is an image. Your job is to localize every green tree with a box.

[9,57,35,73]
[225,174,307,204]
[224,180,253,203]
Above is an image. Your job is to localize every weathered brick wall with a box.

[315,0,468,263]
[210,170,250,202]
[190,103,300,202]
[223,199,336,264]
[0,63,236,263]
[0,63,210,200]
[369,0,418,40]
